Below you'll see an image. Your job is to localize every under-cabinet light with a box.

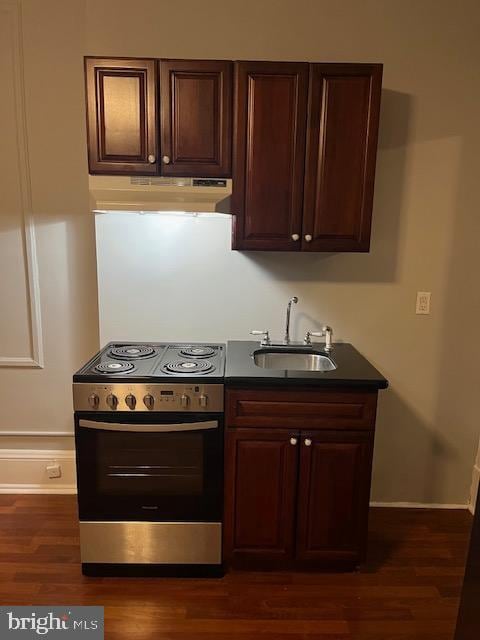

[93,210,232,218]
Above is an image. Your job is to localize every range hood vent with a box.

[129,176,227,188]
[89,175,232,214]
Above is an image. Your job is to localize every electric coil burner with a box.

[162,359,215,375]
[73,341,225,578]
[179,346,216,359]
[109,345,157,360]
[94,361,135,374]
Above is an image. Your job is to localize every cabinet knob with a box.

[162,155,171,164]
[148,154,156,164]
[291,234,300,241]
[304,438,312,447]
[290,437,298,446]
[304,234,312,242]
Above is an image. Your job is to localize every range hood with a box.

[89,175,232,214]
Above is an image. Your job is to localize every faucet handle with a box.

[304,326,333,352]
[250,330,271,346]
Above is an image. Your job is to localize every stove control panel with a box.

[73,383,224,412]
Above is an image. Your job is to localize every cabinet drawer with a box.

[226,388,377,430]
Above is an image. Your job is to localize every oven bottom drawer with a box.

[79,521,222,565]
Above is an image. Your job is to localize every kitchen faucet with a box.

[284,296,298,344]
[250,296,299,346]
[250,296,334,353]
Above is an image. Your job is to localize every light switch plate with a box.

[416,291,431,314]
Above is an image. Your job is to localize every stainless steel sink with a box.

[253,349,337,372]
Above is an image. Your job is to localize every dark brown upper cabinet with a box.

[85,58,158,175]
[85,57,382,252]
[231,61,309,251]
[85,57,232,177]
[159,60,232,177]
[302,64,383,252]
[231,61,382,252]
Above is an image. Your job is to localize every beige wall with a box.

[0,0,98,460]
[0,0,478,503]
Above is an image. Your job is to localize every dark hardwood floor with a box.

[0,495,472,639]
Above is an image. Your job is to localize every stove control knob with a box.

[199,394,208,408]
[180,394,190,408]
[125,394,136,410]
[106,393,118,410]
[88,393,99,409]
[143,394,155,410]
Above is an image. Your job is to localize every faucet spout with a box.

[284,297,298,344]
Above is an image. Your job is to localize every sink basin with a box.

[253,348,337,372]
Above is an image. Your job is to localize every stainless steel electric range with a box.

[73,342,225,577]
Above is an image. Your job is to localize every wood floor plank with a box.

[0,497,472,639]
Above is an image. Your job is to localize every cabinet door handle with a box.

[291,234,300,241]
[304,234,312,242]
[290,437,298,446]
[304,438,312,447]
[162,155,171,164]
[148,154,156,164]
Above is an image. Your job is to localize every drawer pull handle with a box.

[304,438,312,447]
[290,437,298,446]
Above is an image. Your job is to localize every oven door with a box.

[74,412,223,522]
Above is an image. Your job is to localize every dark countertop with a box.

[225,341,388,389]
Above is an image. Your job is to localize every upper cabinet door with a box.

[85,58,158,175]
[302,64,382,252]
[232,62,309,250]
[159,60,232,177]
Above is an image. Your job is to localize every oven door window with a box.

[98,431,204,496]
[75,413,223,522]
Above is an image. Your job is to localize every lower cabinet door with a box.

[295,430,374,567]
[224,428,299,568]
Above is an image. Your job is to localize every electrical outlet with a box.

[46,463,61,479]
[416,291,431,315]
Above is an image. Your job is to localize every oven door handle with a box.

[78,419,219,432]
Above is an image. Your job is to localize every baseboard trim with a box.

[0,448,77,494]
[0,431,73,437]
[370,501,469,510]
[0,449,75,459]
[0,484,77,494]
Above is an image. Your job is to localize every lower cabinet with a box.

[223,395,376,571]
[223,429,298,567]
[295,431,373,567]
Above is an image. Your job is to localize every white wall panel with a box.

[0,0,42,367]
